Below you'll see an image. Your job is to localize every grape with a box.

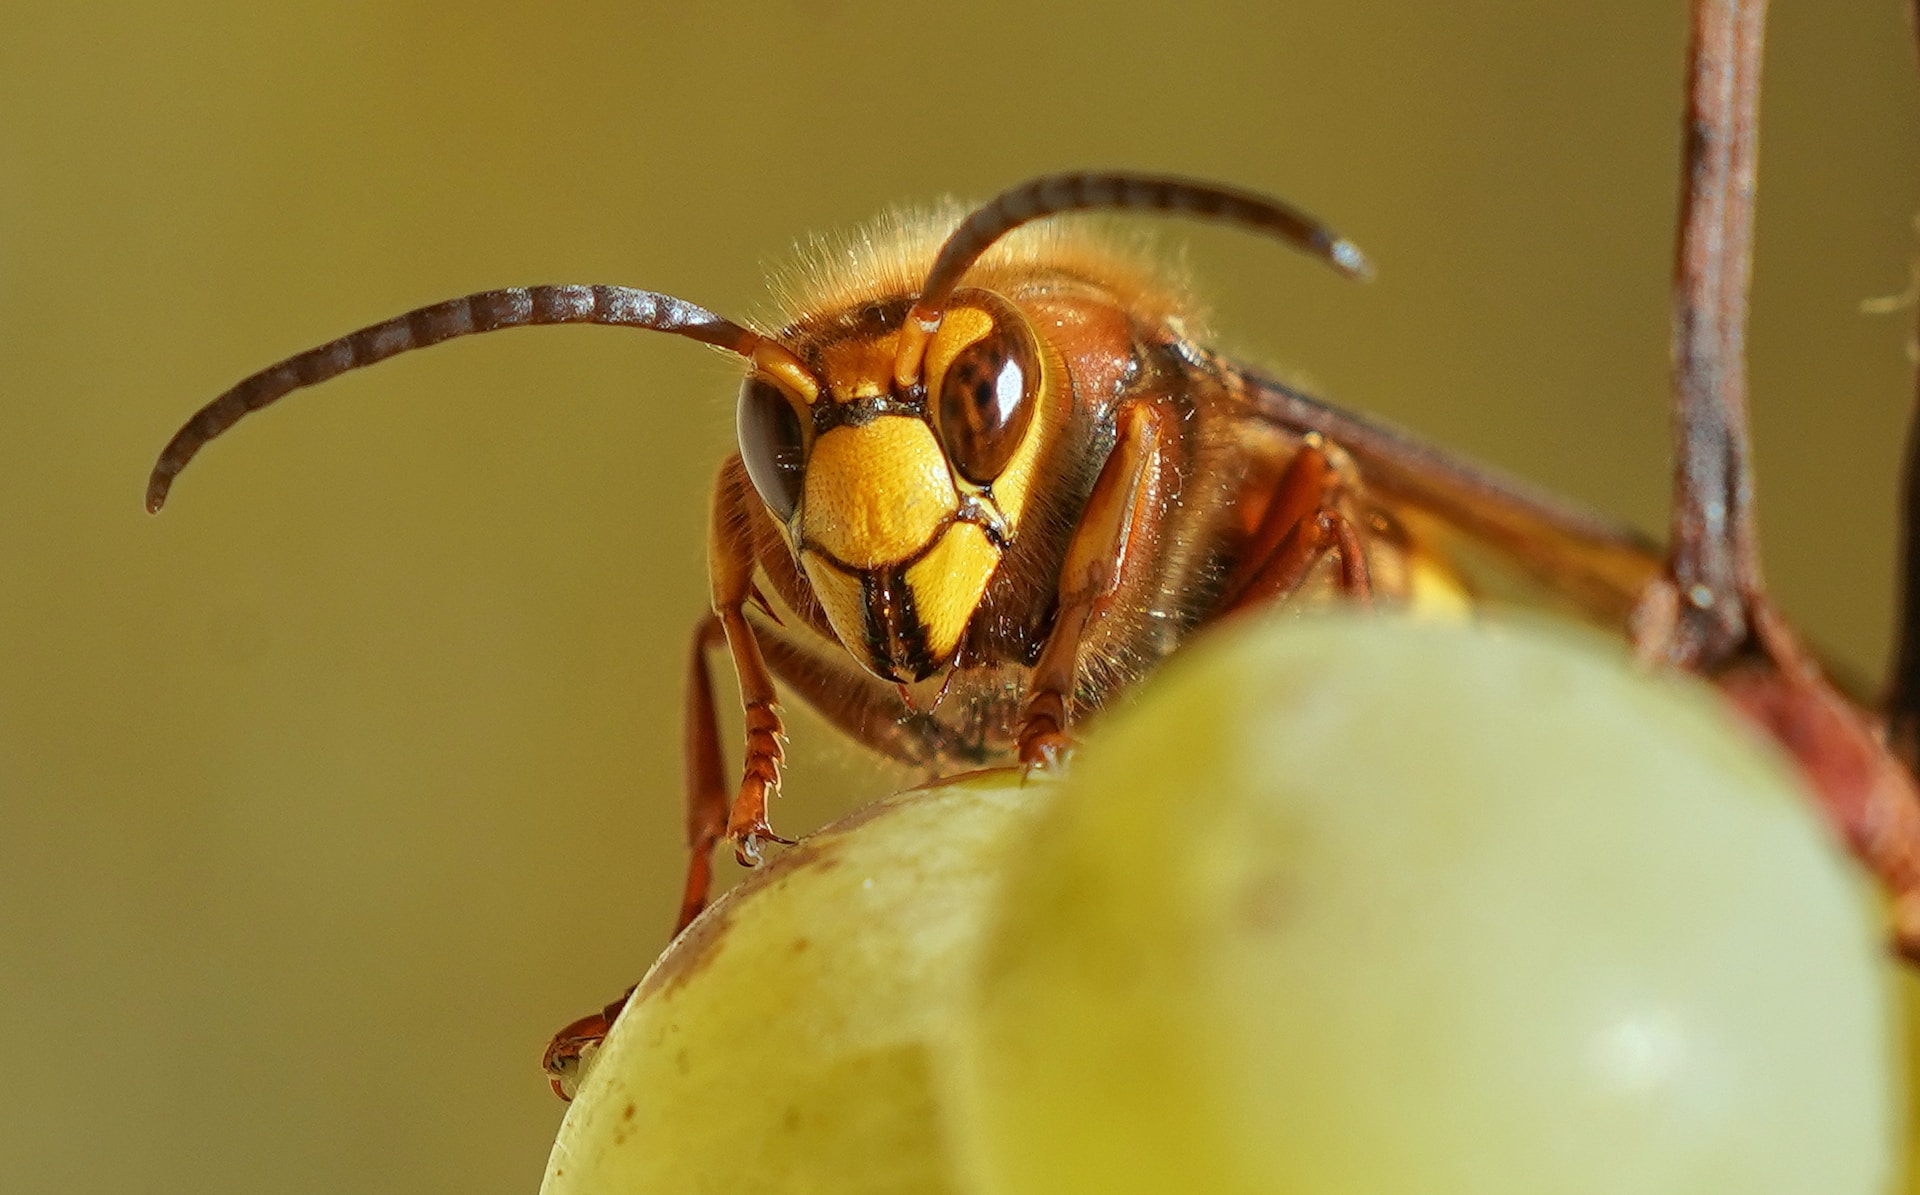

[1907,974,1920,1194]
[539,775,1050,1195]
[949,615,1901,1195]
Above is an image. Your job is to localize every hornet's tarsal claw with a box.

[542,986,636,1102]
[1019,732,1075,776]
[730,824,798,867]
[542,1013,611,1103]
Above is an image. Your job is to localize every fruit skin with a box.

[950,615,1902,1195]
[540,773,1050,1195]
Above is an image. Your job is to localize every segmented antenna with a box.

[893,172,1373,388]
[147,284,807,512]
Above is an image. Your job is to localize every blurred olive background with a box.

[3,1,1917,1191]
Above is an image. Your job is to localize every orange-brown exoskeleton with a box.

[149,162,1920,1099]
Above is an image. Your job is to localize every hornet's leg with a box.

[1218,434,1372,614]
[540,615,731,1099]
[543,459,794,1099]
[703,459,792,865]
[1017,397,1187,767]
[677,615,731,931]
[717,614,790,865]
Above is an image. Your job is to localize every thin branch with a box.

[1659,0,1769,670]
[1884,0,1920,766]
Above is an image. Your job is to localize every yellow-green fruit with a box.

[540,774,1050,1195]
[1907,973,1920,1194]
[951,616,1901,1195]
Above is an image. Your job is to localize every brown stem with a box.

[1659,0,1768,670]
[1884,0,1920,768]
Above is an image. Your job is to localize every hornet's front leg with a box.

[542,462,790,1100]
[541,612,731,1100]
[707,459,793,866]
[1017,396,1187,767]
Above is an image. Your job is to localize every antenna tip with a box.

[145,474,172,514]
[1330,238,1375,281]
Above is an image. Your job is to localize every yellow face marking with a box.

[802,417,957,568]
[903,522,1002,662]
[799,552,869,662]
[922,306,996,393]
[816,335,904,405]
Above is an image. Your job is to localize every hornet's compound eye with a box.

[737,376,807,522]
[929,297,1042,486]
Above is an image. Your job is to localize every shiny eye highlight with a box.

[932,309,1041,485]
[737,376,807,521]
